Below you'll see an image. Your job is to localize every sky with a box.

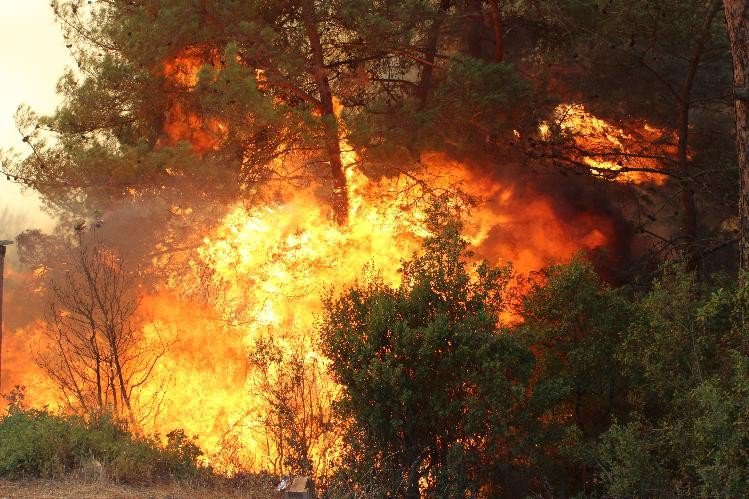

[0,0,75,259]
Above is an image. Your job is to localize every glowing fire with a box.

[541,104,672,185]
[1,48,656,472]
[2,138,622,472]
[125,150,615,468]
[161,47,228,153]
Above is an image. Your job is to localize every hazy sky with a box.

[0,0,74,254]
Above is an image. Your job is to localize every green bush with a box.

[593,267,749,496]
[321,210,534,497]
[321,230,749,497]
[0,402,206,483]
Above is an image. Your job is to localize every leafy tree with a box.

[596,265,749,496]
[26,0,359,222]
[1,0,533,229]
[320,210,533,497]
[516,259,633,495]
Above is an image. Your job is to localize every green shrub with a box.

[320,210,534,497]
[0,403,206,483]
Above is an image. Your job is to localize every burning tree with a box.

[36,230,166,423]
[247,336,339,483]
[1,0,534,229]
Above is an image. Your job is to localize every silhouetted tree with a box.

[37,229,166,423]
[247,336,339,485]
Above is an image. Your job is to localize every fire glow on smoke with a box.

[3,153,622,470]
[1,49,669,471]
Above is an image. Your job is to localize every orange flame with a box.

[2,158,616,471]
[541,104,672,185]
[161,48,227,153]
[123,150,613,467]
[3,97,634,473]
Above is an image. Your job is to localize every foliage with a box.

[320,210,534,497]
[594,267,749,496]
[420,55,531,152]
[320,219,749,496]
[530,0,736,261]
[0,392,205,483]
[516,259,634,495]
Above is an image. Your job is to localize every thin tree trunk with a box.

[109,333,134,422]
[724,0,749,273]
[109,369,118,413]
[115,362,134,421]
[676,0,721,267]
[489,0,504,62]
[417,0,451,108]
[465,0,484,59]
[677,102,698,265]
[301,0,349,226]
[89,330,103,411]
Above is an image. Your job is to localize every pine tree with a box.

[1,1,537,229]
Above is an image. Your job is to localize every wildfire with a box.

[541,104,672,185]
[125,149,617,468]
[1,49,663,473]
[1,151,622,472]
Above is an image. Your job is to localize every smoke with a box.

[445,152,636,282]
[0,110,665,468]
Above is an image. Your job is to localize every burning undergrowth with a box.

[1,54,664,469]
[1,143,643,472]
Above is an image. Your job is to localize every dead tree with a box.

[247,336,340,485]
[36,229,165,424]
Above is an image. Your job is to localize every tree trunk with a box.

[89,330,103,411]
[677,102,698,266]
[724,0,749,273]
[489,0,504,62]
[417,0,451,108]
[676,0,721,267]
[302,0,349,226]
[465,0,484,59]
[112,345,134,422]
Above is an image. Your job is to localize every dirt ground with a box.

[0,478,277,499]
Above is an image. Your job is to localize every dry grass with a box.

[0,477,277,499]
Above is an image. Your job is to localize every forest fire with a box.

[1,51,657,470]
[1,58,643,468]
[123,57,622,458]
[1,1,743,495]
[1,151,623,471]
[133,154,619,468]
[1,37,657,477]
